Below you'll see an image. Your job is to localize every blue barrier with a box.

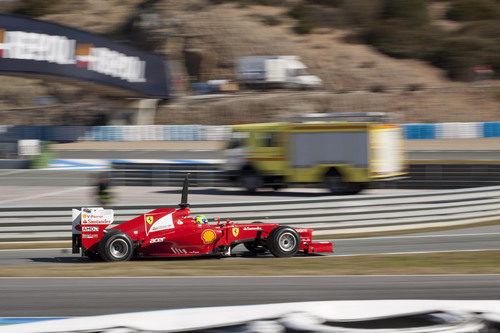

[483,122,500,138]
[0,123,496,142]
[43,126,88,141]
[403,124,436,140]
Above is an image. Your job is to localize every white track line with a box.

[0,186,88,204]
[0,248,69,252]
[330,249,500,257]
[0,170,28,177]
[334,232,500,241]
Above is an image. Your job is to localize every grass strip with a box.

[1,250,499,277]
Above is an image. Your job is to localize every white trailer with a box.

[236,56,322,89]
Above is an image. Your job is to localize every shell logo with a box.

[201,230,216,244]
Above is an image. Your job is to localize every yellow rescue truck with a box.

[224,113,406,194]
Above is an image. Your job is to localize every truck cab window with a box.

[228,131,249,149]
[260,132,279,147]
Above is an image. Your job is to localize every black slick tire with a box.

[267,226,300,257]
[98,231,134,262]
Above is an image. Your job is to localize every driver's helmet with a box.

[195,215,208,224]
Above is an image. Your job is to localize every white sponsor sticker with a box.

[82,226,99,232]
[171,247,188,254]
[81,208,113,225]
[243,227,262,231]
[149,213,174,233]
[150,237,165,244]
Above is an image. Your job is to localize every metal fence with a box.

[1,186,499,243]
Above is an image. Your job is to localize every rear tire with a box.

[98,231,134,262]
[267,226,300,257]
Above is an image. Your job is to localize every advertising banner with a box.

[0,14,170,98]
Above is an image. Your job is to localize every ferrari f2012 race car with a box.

[72,176,333,261]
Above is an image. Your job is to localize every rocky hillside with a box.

[0,0,498,125]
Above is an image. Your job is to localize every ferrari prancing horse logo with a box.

[232,228,239,237]
[146,216,154,225]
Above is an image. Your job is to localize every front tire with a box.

[98,231,134,262]
[267,226,300,257]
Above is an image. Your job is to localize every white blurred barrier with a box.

[17,140,40,156]
[80,125,230,141]
[435,122,483,139]
[3,300,500,333]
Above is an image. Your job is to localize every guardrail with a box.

[1,186,499,243]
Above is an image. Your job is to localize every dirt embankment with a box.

[158,87,500,125]
[0,0,498,125]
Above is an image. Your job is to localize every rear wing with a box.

[72,207,114,254]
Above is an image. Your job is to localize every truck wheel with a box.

[347,182,365,195]
[324,171,350,195]
[243,241,268,254]
[240,170,261,193]
[272,184,286,191]
[98,231,134,262]
[267,226,300,257]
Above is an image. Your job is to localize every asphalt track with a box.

[1,275,500,316]
[1,225,499,266]
[0,182,426,205]
[56,149,223,160]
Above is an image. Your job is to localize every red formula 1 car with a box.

[72,176,333,262]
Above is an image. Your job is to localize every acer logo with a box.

[150,237,165,244]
